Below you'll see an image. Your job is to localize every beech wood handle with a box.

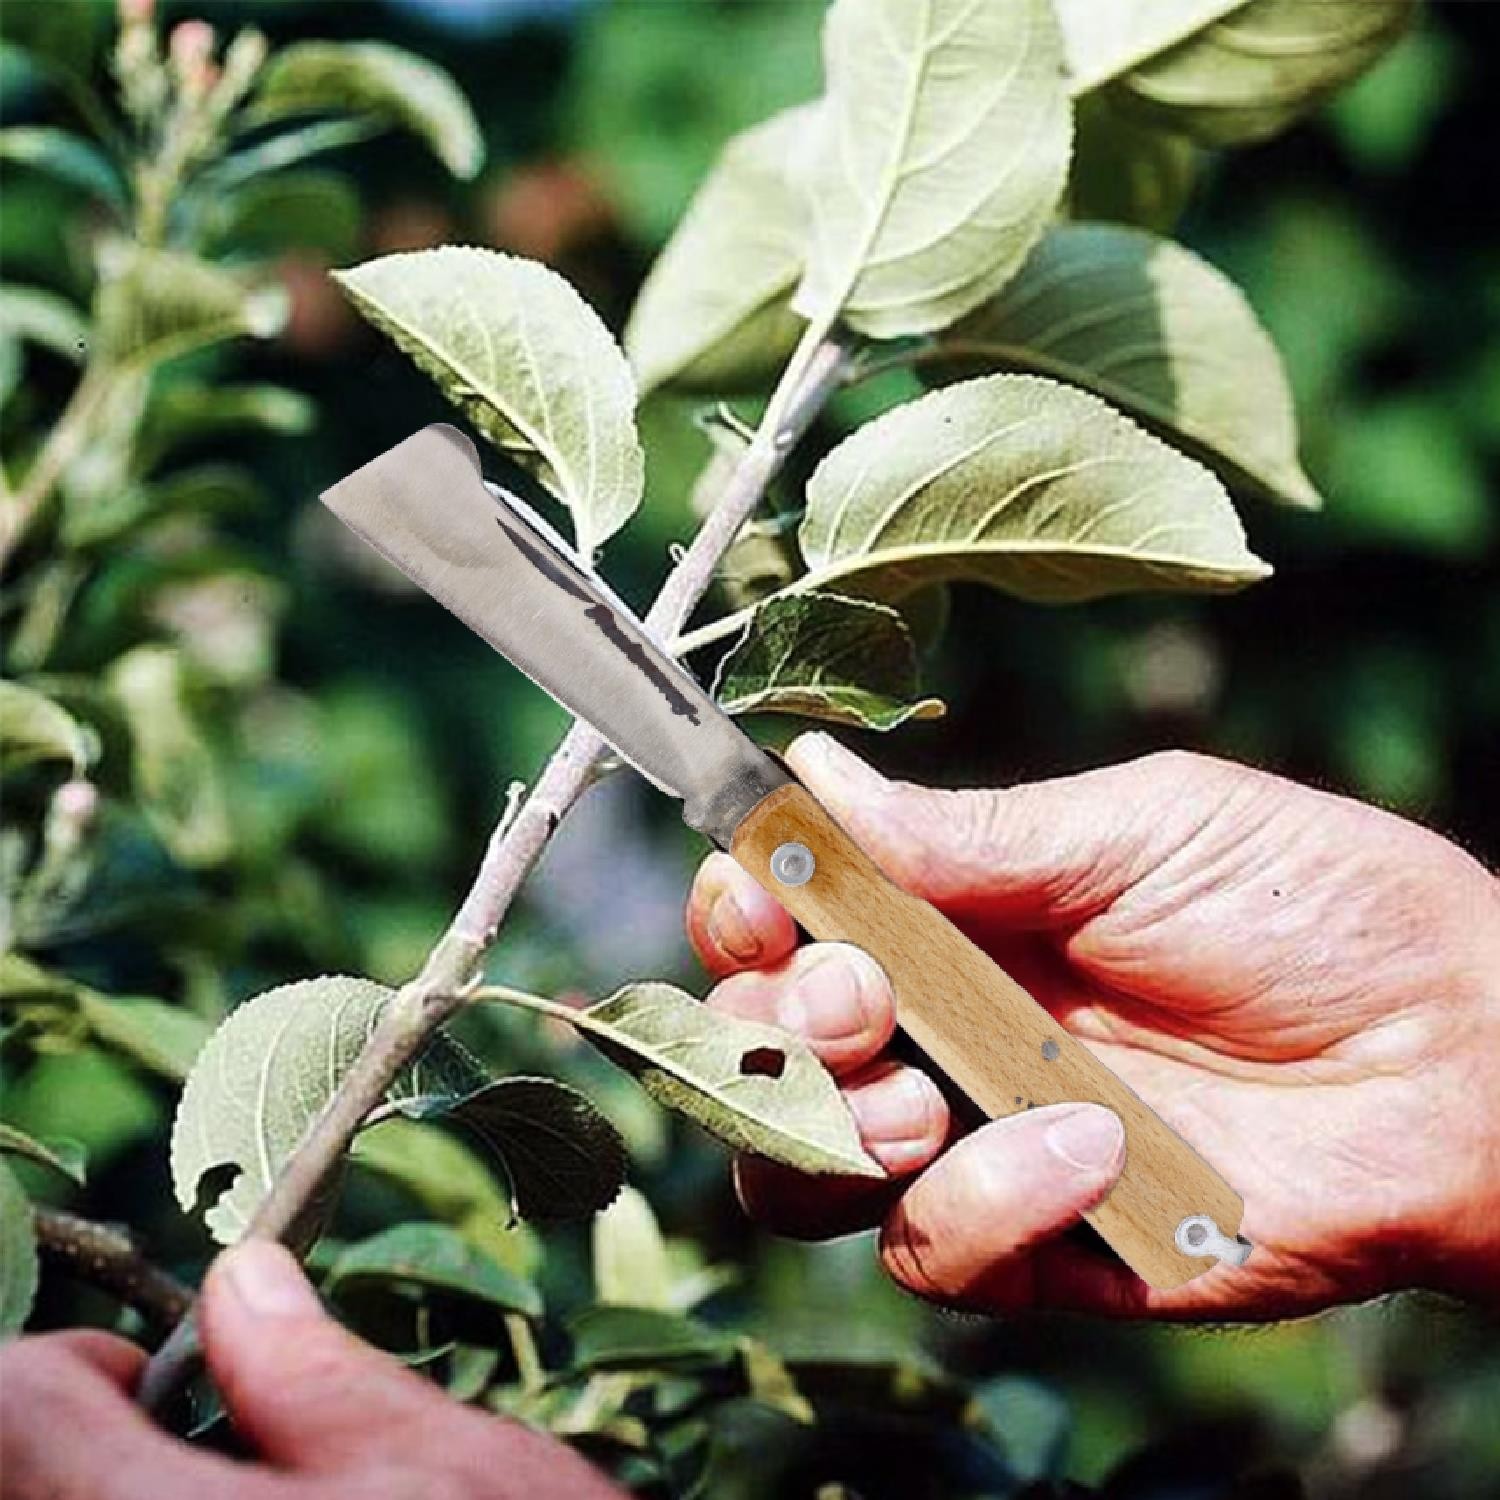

[731,783,1245,1289]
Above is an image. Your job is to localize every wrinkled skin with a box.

[686,736,1500,1318]
[0,1242,622,1500]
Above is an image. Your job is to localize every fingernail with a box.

[782,950,877,1040]
[221,1241,322,1319]
[850,1067,937,1141]
[706,889,761,964]
[1044,1105,1125,1173]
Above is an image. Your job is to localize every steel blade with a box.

[320,424,787,843]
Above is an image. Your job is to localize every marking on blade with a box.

[499,519,702,726]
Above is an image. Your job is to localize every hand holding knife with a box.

[322,424,1252,1290]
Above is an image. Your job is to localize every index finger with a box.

[687,851,799,977]
[0,1332,257,1500]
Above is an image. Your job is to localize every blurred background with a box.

[2,2,1496,1496]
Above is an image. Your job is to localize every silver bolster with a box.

[682,754,791,850]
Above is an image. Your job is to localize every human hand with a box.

[0,1241,621,1500]
[686,735,1500,1320]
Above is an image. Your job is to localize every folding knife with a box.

[322,424,1251,1289]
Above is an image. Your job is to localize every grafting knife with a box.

[322,424,1251,1290]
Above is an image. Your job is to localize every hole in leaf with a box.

[189,1162,239,1219]
[739,1046,786,1079]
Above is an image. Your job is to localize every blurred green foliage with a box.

[2,2,1496,1496]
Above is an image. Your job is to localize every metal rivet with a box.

[1041,1038,1060,1061]
[1175,1214,1253,1268]
[770,841,815,886]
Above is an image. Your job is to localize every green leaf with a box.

[0,284,85,409]
[210,118,383,190]
[1328,26,1455,175]
[108,646,232,868]
[0,1160,38,1341]
[1329,395,1491,558]
[208,169,361,261]
[713,592,945,731]
[568,983,880,1178]
[593,1185,674,1310]
[252,41,483,180]
[0,2,106,84]
[568,1305,736,1373]
[172,978,513,1245]
[136,384,314,469]
[971,1375,1072,1482]
[313,684,450,876]
[0,126,125,210]
[335,248,645,555]
[352,1118,540,1276]
[396,1076,627,1221]
[170,975,395,1243]
[924,223,1318,509]
[798,374,1270,604]
[94,244,287,370]
[1068,94,1197,232]
[326,1223,541,1320]
[63,463,266,549]
[0,680,96,774]
[0,954,208,1082]
[1056,0,1416,146]
[793,0,1072,339]
[0,285,87,362]
[625,107,809,396]
[0,1122,86,1186]
[77,993,210,1083]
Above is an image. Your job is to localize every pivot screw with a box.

[770,841,816,887]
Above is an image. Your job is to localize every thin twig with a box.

[35,1207,195,1331]
[137,324,853,1415]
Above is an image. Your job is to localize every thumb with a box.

[199,1240,452,1470]
[786,734,1222,926]
[878,1102,1127,1311]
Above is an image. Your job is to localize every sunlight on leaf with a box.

[251,41,483,179]
[563,983,880,1179]
[794,0,1071,339]
[336,248,645,555]
[625,106,810,396]
[924,224,1319,508]
[1055,0,1416,145]
[593,1185,674,1310]
[799,374,1270,603]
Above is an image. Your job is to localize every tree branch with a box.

[35,1207,195,1331]
[137,323,853,1415]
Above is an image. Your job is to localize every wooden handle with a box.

[731,783,1244,1289]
